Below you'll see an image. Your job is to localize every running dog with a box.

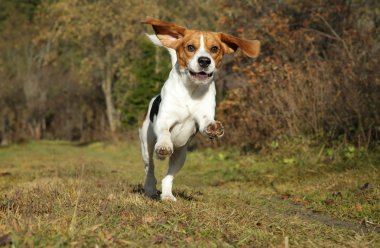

[139,18,260,201]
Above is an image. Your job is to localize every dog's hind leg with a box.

[139,119,157,198]
[161,146,187,201]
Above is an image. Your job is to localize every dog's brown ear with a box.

[142,17,186,49]
[220,33,260,58]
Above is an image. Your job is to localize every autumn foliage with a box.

[216,0,379,149]
[0,0,379,149]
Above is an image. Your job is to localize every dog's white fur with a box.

[139,18,259,201]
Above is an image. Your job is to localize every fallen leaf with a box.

[355,203,363,211]
[184,236,194,243]
[323,199,335,205]
[0,172,11,177]
[281,193,291,200]
[142,215,154,224]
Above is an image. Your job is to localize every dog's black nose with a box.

[198,57,211,68]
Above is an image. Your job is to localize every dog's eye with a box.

[187,45,195,52]
[210,46,219,53]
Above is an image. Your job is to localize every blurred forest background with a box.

[0,0,379,151]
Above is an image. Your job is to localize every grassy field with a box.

[0,138,379,247]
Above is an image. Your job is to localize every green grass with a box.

[0,139,379,247]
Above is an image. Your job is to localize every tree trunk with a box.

[102,77,119,133]
[0,112,8,146]
[101,52,120,133]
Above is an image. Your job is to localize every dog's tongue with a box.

[195,72,209,80]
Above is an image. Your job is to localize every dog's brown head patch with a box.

[142,17,260,70]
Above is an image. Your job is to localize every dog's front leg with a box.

[154,117,175,160]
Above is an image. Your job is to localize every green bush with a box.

[118,39,171,126]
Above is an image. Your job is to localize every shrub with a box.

[216,0,380,149]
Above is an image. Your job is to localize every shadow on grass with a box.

[130,184,195,201]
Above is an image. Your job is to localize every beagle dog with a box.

[139,18,260,201]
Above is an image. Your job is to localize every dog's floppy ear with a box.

[220,33,260,58]
[142,17,186,49]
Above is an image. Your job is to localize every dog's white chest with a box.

[169,101,198,147]
[170,118,197,147]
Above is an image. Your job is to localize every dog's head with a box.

[142,17,260,85]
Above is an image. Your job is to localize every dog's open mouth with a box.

[189,71,213,81]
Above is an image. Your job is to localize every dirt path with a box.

[270,196,380,234]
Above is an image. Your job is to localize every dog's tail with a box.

[146,34,177,67]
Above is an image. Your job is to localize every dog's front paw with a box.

[204,121,224,139]
[155,144,173,160]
